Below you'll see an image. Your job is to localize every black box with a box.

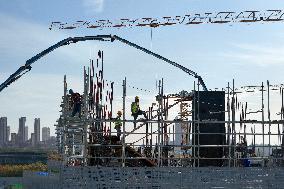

[192,91,225,166]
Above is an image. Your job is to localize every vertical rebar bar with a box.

[147,107,151,147]
[232,79,236,167]
[281,88,284,162]
[282,87,284,129]
[227,82,231,167]
[62,75,67,163]
[281,87,283,134]
[173,123,175,156]
[193,81,196,167]
[161,78,164,147]
[122,77,126,167]
[197,79,200,167]
[110,84,113,134]
[161,78,165,166]
[157,80,161,167]
[261,82,265,160]
[254,125,256,154]
[83,67,89,165]
[150,105,153,155]
[267,80,271,156]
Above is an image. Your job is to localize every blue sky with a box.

[1,0,284,144]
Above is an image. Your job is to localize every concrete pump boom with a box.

[0,35,208,92]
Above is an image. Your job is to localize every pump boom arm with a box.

[0,35,207,92]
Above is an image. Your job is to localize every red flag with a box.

[236,95,238,108]
[96,91,99,102]
[91,60,94,77]
[245,102,247,119]
[90,77,93,95]
[240,114,242,130]
[244,124,246,139]
[98,50,102,58]
[278,124,281,142]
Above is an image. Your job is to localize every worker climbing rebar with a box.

[131,96,147,128]
[69,89,82,118]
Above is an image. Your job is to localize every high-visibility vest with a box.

[115,117,122,129]
[131,102,139,114]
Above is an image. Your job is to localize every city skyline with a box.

[0,116,54,147]
[0,116,54,138]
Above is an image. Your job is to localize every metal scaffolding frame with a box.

[55,51,284,168]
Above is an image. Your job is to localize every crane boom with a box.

[0,35,207,92]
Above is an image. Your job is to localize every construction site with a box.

[2,6,284,189]
[55,47,284,167]
[51,47,284,188]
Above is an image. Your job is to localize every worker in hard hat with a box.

[69,89,82,118]
[114,111,122,139]
[131,96,147,128]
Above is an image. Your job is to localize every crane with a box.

[0,35,207,93]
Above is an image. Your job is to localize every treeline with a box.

[0,162,47,177]
[48,151,62,161]
[0,147,51,153]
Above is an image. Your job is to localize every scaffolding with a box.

[55,51,284,168]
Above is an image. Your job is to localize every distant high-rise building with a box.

[31,133,35,147]
[25,126,29,141]
[42,127,50,142]
[11,133,17,145]
[34,118,40,143]
[7,126,10,142]
[0,117,8,145]
[18,117,26,144]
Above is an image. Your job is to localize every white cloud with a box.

[218,43,284,67]
[83,0,105,13]
[0,13,106,73]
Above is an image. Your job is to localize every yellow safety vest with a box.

[131,102,139,114]
[115,117,122,129]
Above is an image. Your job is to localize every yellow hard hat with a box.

[117,111,122,115]
[135,96,139,100]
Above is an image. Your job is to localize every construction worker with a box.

[114,111,122,139]
[131,96,147,128]
[69,89,82,118]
